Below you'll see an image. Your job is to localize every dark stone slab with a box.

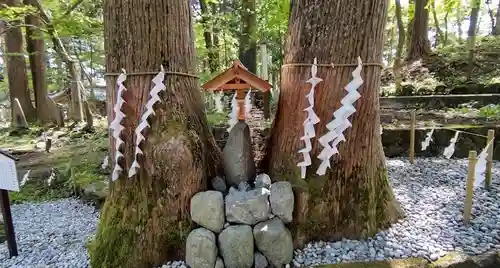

[222,121,256,187]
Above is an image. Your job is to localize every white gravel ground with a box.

[1,158,499,268]
[0,198,98,268]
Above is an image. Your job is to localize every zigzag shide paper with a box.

[421,128,435,151]
[215,91,224,113]
[245,89,252,119]
[474,139,494,188]
[297,58,322,179]
[443,131,460,159]
[109,69,127,181]
[128,66,166,178]
[227,93,238,132]
[316,57,363,176]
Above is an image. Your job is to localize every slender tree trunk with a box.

[466,0,481,81]
[4,0,36,122]
[262,0,402,247]
[406,0,431,61]
[405,0,414,52]
[33,0,84,121]
[457,7,463,41]
[88,0,222,267]
[211,2,220,70]
[494,1,500,35]
[239,0,259,107]
[394,0,405,93]
[486,0,496,34]
[239,0,257,73]
[387,16,395,65]
[431,0,444,47]
[444,12,449,45]
[199,0,217,73]
[24,0,51,123]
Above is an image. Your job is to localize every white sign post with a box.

[0,150,19,257]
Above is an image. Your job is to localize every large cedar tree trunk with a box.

[24,0,51,123]
[4,0,36,121]
[406,0,431,61]
[88,0,222,267]
[262,0,402,247]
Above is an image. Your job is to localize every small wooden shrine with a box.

[202,60,272,121]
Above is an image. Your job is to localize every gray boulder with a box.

[254,252,269,268]
[185,228,217,268]
[190,191,224,233]
[215,257,225,268]
[225,187,270,225]
[218,225,254,268]
[253,218,293,267]
[255,173,272,189]
[269,181,294,223]
[211,176,227,193]
[222,121,256,187]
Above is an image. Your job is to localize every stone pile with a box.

[186,174,295,268]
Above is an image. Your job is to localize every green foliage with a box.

[206,111,227,126]
[478,104,500,119]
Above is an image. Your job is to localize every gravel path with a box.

[293,158,500,267]
[1,158,499,268]
[0,198,98,268]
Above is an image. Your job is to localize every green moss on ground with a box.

[316,258,428,268]
[0,122,109,204]
[381,36,500,96]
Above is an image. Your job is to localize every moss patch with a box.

[316,258,428,268]
[0,122,109,204]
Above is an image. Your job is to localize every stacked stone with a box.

[186,174,295,268]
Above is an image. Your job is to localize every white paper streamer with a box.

[215,91,224,113]
[443,131,460,159]
[109,69,127,181]
[421,128,435,151]
[316,57,363,176]
[128,66,166,178]
[20,170,31,187]
[297,58,322,179]
[101,155,109,170]
[474,139,494,188]
[227,93,238,132]
[245,89,252,119]
[380,128,383,135]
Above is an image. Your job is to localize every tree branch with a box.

[64,0,84,17]
[0,23,46,36]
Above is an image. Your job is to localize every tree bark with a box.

[431,0,444,47]
[456,8,463,41]
[494,1,500,35]
[405,0,414,52]
[33,0,84,121]
[466,0,481,81]
[199,0,218,73]
[88,0,222,267]
[406,0,431,61]
[4,0,36,122]
[24,0,51,123]
[239,0,257,73]
[394,0,405,93]
[444,12,449,44]
[262,0,402,247]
